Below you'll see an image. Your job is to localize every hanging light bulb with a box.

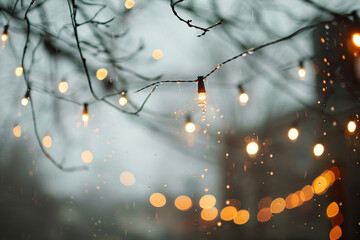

[352,33,360,47]
[82,104,89,122]
[118,91,128,106]
[246,141,259,156]
[297,61,306,80]
[1,25,8,43]
[58,80,69,93]
[288,127,299,141]
[184,115,196,133]
[197,76,206,106]
[21,89,30,106]
[347,120,357,133]
[238,85,249,106]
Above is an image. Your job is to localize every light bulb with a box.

[197,76,206,106]
[15,67,23,77]
[347,121,356,133]
[58,81,69,93]
[352,33,360,47]
[1,25,8,43]
[288,128,299,141]
[96,68,108,80]
[238,92,249,105]
[82,104,89,122]
[119,96,128,106]
[21,97,29,106]
[313,143,324,157]
[125,0,135,9]
[246,141,259,156]
[185,121,196,133]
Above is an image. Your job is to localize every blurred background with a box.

[0,0,360,239]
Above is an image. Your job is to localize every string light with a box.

[58,80,69,93]
[21,89,30,106]
[1,25,8,43]
[197,76,206,106]
[288,127,299,141]
[313,143,324,157]
[352,33,360,47]
[246,141,259,156]
[184,116,196,133]
[118,91,128,106]
[96,68,108,80]
[347,120,356,133]
[81,104,89,122]
[297,61,306,80]
[124,0,135,9]
[238,85,249,106]
[15,66,23,77]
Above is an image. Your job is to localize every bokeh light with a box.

[174,195,192,211]
[352,33,360,47]
[96,68,108,80]
[81,150,93,163]
[15,67,23,77]
[42,136,52,148]
[220,206,237,221]
[285,193,299,209]
[13,125,21,138]
[300,185,314,201]
[118,96,128,106]
[257,208,272,222]
[199,194,216,209]
[246,141,259,156]
[312,176,327,194]
[238,92,249,105]
[347,120,356,133]
[150,193,166,207]
[329,226,342,240]
[152,49,163,60]
[120,171,135,186]
[326,202,339,218]
[270,197,286,214]
[184,121,196,133]
[297,67,306,80]
[288,128,299,141]
[201,207,218,221]
[233,210,250,225]
[313,143,324,157]
[58,81,69,93]
[21,97,29,106]
[1,33,8,43]
[124,0,135,9]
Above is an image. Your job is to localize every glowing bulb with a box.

[21,97,29,106]
[125,0,135,9]
[96,68,108,80]
[197,76,206,106]
[152,49,163,60]
[82,104,89,122]
[238,92,249,105]
[298,67,306,80]
[185,121,196,133]
[198,92,206,105]
[347,121,356,133]
[352,33,360,47]
[118,96,128,106]
[313,143,324,157]
[1,33,8,43]
[15,67,23,77]
[246,141,259,156]
[288,128,299,141]
[58,81,69,93]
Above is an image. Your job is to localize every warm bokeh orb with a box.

[120,171,135,186]
[270,198,286,214]
[312,176,328,194]
[326,202,339,218]
[233,210,250,225]
[238,92,249,105]
[96,68,108,80]
[347,120,356,133]
[1,33,8,43]
[174,195,192,211]
[257,208,272,222]
[220,206,237,221]
[199,194,216,209]
[185,121,196,133]
[352,33,360,47]
[201,207,218,221]
[329,226,342,240]
[288,128,299,141]
[21,97,29,106]
[313,143,324,157]
[81,150,93,163]
[58,81,69,93]
[246,142,259,156]
[118,96,128,106]
[152,49,163,60]
[42,136,52,148]
[15,67,23,77]
[13,125,21,138]
[124,0,135,9]
[150,193,166,207]
[298,67,306,80]
[300,185,314,201]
